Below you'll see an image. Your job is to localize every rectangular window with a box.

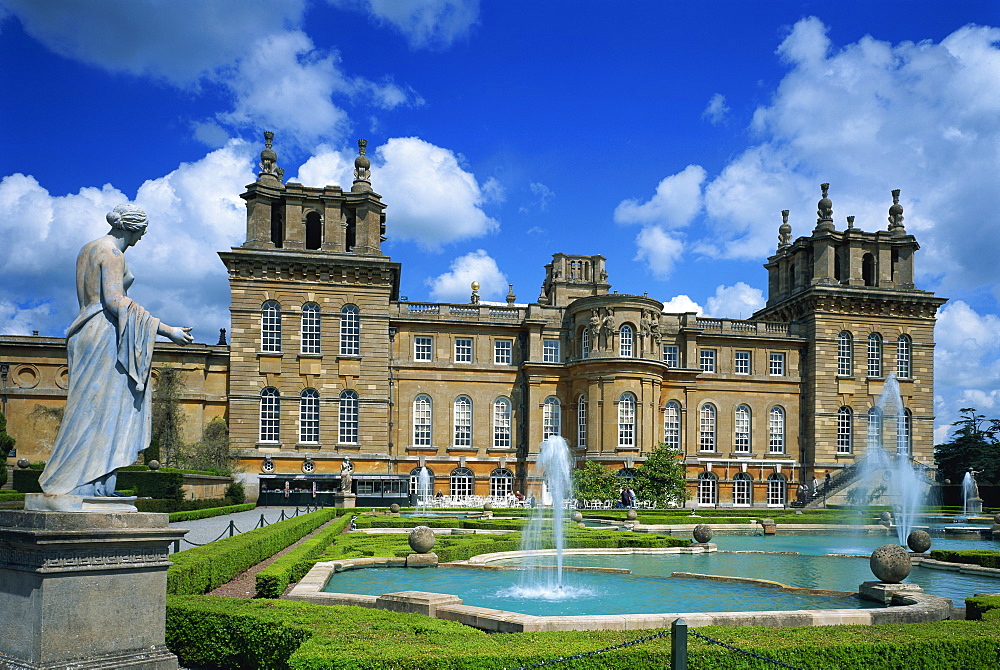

[454,337,473,363]
[339,307,359,356]
[769,352,785,376]
[543,339,560,363]
[735,351,751,375]
[699,349,716,373]
[414,336,433,361]
[300,396,319,443]
[662,345,679,368]
[301,308,321,355]
[494,339,513,365]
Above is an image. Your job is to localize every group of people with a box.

[795,473,833,505]
[619,486,637,508]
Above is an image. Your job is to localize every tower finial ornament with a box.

[258,131,282,184]
[888,189,906,236]
[814,183,835,233]
[354,138,371,184]
[778,210,792,250]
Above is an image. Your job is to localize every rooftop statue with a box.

[38,204,193,499]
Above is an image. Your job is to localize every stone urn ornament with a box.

[693,524,713,543]
[408,525,436,554]
[571,511,583,523]
[870,544,911,583]
[389,503,400,514]
[626,509,637,521]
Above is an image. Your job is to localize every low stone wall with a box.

[284,546,956,633]
[181,474,232,500]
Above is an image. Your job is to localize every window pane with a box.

[700,349,716,372]
[769,406,784,453]
[455,337,473,363]
[299,388,319,443]
[490,469,514,497]
[339,390,358,444]
[769,353,785,376]
[543,339,560,363]
[493,398,511,449]
[543,397,561,439]
[868,334,882,378]
[618,393,635,447]
[260,387,280,442]
[663,401,680,448]
[577,395,587,447]
[663,345,679,367]
[767,475,786,505]
[734,405,750,453]
[896,336,911,378]
[494,339,512,365]
[699,404,716,451]
[301,303,321,354]
[261,301,281,352]
[698,473,717,505]
[838,332,852,376]
[339,306,359,356]
[733,473,752,506]
[453,396,472,447]
[837,407,853,454]
[413,395,432,445]
[735,351,750,375]
[415,336,433,361]
[620,325,633,357]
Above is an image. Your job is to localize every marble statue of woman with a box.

[38,204,193,498]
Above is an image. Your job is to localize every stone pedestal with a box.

[332,493,357,509]
[859,580,923,605]
[0,510,187,670]
[405,552,438,567]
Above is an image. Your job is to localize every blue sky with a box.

[2,0,999,438]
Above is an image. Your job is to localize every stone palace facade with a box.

[0,136,946,506]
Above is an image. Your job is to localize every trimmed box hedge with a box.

[169,503,256,523]
[167,508,338,595]
[929,549,1000,569]
[255,511,356,598]
[166,596,1000,670]
[965,594,1000,620]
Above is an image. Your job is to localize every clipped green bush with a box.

[169,503,256,523]
[165,596,1000,670]
[965,594,1000,620]
[117,470,184,501]
[12,468,42,493]
[255,512,355,598]
[167,508,338,595]
[929,550,1000,569]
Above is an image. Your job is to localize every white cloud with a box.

[614,164,706,228]
[481,177,506,204]
[702,93,730,125]
[372,137,499,249]
[3,1,415,149]
[0,142,254,339]
[633,226,684,280]
[519,182,555,213]
[703,282,765,319]
[661,295,703,315]
[332,0,480,50]
[934,300,1000,391]
[426,249,507,303]
[293,145,355,188]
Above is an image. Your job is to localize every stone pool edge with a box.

[284,546,956,633]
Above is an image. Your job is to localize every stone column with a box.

[0,511,186,670]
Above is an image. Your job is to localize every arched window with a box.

[299,388,319,443]
[493,397,512,449]
[734,404,751,453]
[618,393,636,447]
[305,211,322,250]
[862,252,876,286]
[733,472,752,506]
[300,302,321,354]
[581,328,590,358]
[697,472,717,505]
[867,407,883,451]
[453,396,472,447]
[868,333,883,378]
[767,474,786,506]
[896,335,912,378]
[490,468,515,497]
[663,401,681,449]
[837,407,853,454]
[413,395,432,446]
[340,305,360,356]
[261,301,281,352]
[450,467,474,498]
[837,331,853,376]
[699,403,716,452]
[409,466,434,497]
[897,408,912,455]
[577,394,588,448]
[543,397,561,439]
[259,387,280,442]
[769,406,785,454]
[270,205,283,248]
[620,324,634,357]
[338,390,358,444]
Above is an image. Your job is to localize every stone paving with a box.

[168,506,312,552]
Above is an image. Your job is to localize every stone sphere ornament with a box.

[389,503,400,513]
[879,511,892,524]
[906,530,932,553]
[870,544,912,583]
[408,525,436,554]
[626,509,638,521]
[16,458,30,469]
[693,524,714,543]
[147,460,160,471]
[483,503,493,512]
[571,511,583,523]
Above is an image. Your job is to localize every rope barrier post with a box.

[259,513,266,528]
[229,519,236,538]
[280,509,286,521]
[671,618,687,670]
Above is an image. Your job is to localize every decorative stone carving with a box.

[354,138,371,183]
[693,524,714,543]
[341,457,354,492]
[778,210,792,249]
[814,183,835,233]
[408,525,436,553]
[870,543,911,583]
[906,530,932,553]
[888,188,906,236]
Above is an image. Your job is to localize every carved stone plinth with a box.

[859,580,923,605]
[0,511,187,670]
[332,493,356,509]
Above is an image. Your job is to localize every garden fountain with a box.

[851,374,929,545]
[415,466,432,515]
[961,470,983,517]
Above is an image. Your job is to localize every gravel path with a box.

[168,506,299,552]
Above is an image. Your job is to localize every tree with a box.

[183,416,233,474]
[150,366,185,468]
[633,443,689,507]
[0,412,15,488]
[935,408,1000,486]
[571,460,620,502]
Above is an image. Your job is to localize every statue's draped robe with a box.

[39,272,159,496]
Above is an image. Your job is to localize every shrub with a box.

[169,503,256,523]
[225,481,246,505]
[167,508,338,595]
[117,470,184,501]
[965,594,1000,620]
[12,468,42,493]
[255,512,355,597]
[929,550,1000,569]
